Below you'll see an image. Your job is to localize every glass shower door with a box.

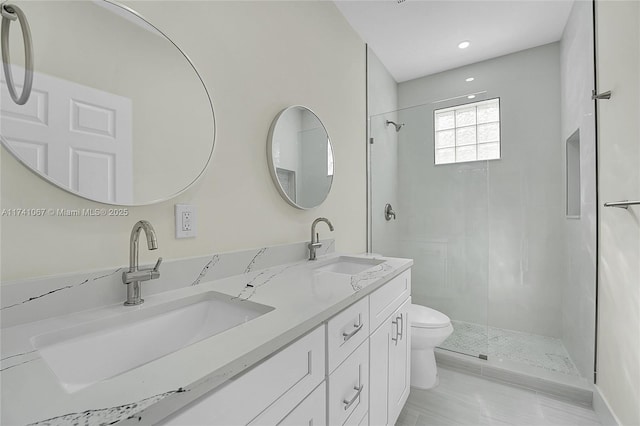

[369,101,490,359]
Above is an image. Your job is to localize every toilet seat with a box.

[410,304,451,329]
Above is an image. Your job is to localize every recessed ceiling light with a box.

[465,77,474,82]
[458,41,471,49]
[467,95,476,99]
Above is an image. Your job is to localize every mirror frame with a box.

[266,105,334,210]
[0,0,216,206]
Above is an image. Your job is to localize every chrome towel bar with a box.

[592,90,612,100]
[604,200,640,209]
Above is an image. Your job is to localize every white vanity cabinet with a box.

[369,270,412,426]
[160,268,412,426]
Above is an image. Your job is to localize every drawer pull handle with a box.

[342,323,363,341]
[398,313,404,341]
[343,385,364,410]
[392,318,398,344]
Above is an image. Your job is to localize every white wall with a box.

[398,44,565,337]
[367,48,399,255]
[560,0,597,381]
[0,1,366,281]
[595,1,640,424]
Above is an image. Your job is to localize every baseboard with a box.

[434,349,593,407]
[592,384,621,426]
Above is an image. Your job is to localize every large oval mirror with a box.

[0,1,215,205]
[267,106,334,209]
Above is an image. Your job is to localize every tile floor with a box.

[439,321,581,377]
[396,368,601,426]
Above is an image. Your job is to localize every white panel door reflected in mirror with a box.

[267,106,334,209]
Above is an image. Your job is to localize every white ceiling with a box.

[334,0,575,82]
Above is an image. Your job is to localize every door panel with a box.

[1,67,133,203]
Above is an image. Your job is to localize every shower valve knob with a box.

[385,203,396,221]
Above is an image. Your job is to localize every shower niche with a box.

[566,129,581,218]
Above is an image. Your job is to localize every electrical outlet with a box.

[175,204,196,238]
[182,211,192,231]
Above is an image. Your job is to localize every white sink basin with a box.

[32,291,273,393]
[314,256,384,275]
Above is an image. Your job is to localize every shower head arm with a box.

[385,120,404,132]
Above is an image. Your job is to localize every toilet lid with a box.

[410,304,451,328]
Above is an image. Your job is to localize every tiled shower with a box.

[369,1,596,386]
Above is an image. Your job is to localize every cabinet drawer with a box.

[328,341,369,426]
[275,382,326,426]
[162,325,325,426]
[327,297,370,373]
[369,269,411,331]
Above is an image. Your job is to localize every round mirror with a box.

[267,106,334,209]
[0,1,215,205]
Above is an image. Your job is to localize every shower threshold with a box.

[434,320,593,407]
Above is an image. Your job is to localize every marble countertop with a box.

[1,253,412,426]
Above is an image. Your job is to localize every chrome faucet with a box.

[308,217,334,260]
[122,220,162,306]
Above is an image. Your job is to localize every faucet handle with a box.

[150,257,162,279]
[153,257,163,272]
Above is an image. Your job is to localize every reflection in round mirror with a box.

[267,106,334,209]
[0,1,215,205]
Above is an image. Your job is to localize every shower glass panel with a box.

[369,96,491,360]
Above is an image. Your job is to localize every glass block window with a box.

[434,98,500,165]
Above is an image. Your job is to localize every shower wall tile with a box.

[560,0,597,381]
[397,43,565,337]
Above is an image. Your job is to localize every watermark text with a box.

[1,208,129,217]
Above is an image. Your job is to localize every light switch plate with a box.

[175,204,196,238]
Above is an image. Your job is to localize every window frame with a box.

[433,97,502,165]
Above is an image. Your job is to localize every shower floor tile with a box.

[438,320,581,377]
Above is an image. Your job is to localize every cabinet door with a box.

[388,298,411,425]
[369,322,390,426]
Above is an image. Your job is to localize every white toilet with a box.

[410,304,453,389]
